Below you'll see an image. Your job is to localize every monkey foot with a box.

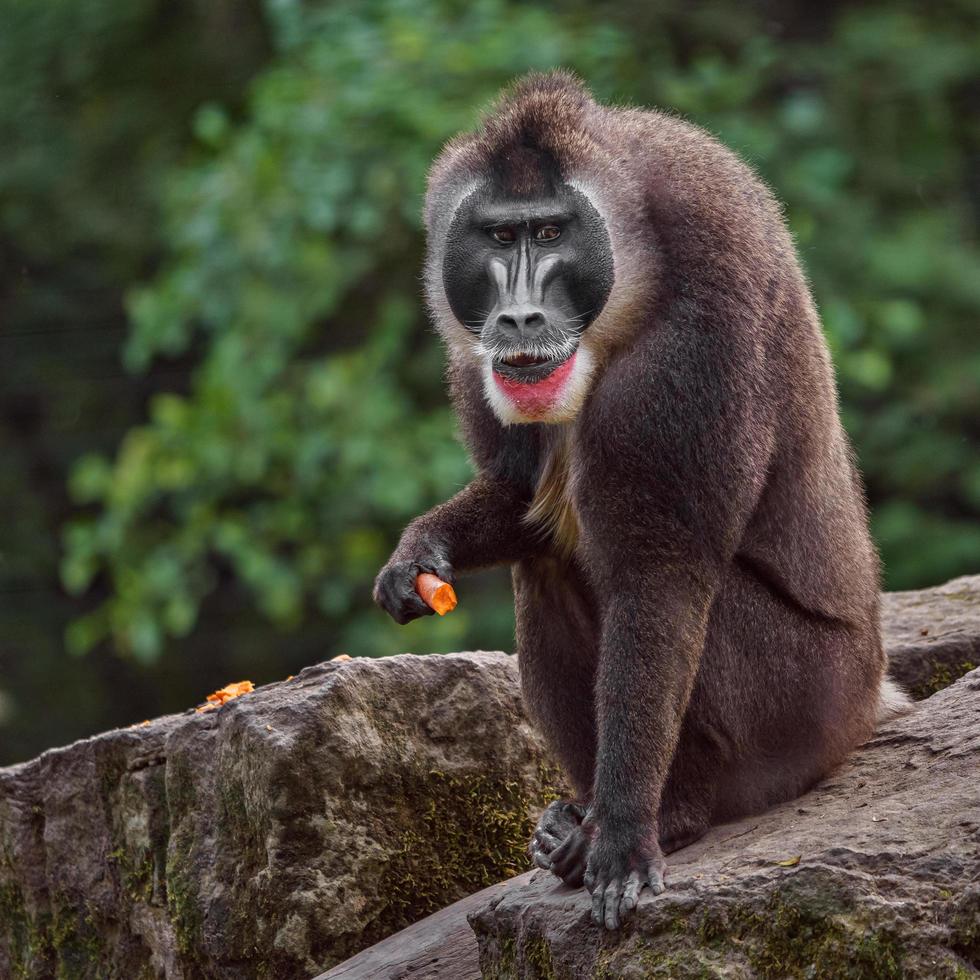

[528,800,590,887]
[584,838,667,931]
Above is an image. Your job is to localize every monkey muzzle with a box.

[490,346,580,419]
[492,344,577,383]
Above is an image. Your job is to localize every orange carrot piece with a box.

[415,572,458,616]
[196,679,254,712]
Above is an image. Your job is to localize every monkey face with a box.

[441,182,614,423]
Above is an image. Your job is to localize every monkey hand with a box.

[373,551,454,625]
[529,801,589,886]
[583,825,666,930]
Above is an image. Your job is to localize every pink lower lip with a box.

[492,353,577,417]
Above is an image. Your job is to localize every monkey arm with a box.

[373,475,543,624]
[571,313,776,927]
[394,474,543,571]
[583,559,718,923]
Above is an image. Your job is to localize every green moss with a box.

[524,936,558,979]
[949,890,980,967]
[598,940,717,979]
[0,881,54,979]
[632,949,717,979]
[107,845,154,904]
[472,935,560,980]
[480,936,517,979]
[695,888,904,980]
[165,834,203,958]
[911,660,977,700]
[50,902,104,980]
[380,765,562,934]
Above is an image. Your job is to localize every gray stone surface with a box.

[0,652,563,979]
[470,666,980,977]
[882,574,980,698]
[322,666,980,980]
[323,576,980,980]
[2,577,978,979]
[469,585,980,978]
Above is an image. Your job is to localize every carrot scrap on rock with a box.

[415,572,457,616]
[331,654,353,662]
[196,680,254,712]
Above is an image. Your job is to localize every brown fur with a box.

[376,71,909,923]
[524,426,578,555]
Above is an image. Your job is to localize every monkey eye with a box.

[489,226,517,244]
[534,225,561,242]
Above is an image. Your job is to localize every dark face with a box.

[442,182,614,383]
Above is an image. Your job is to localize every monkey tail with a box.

[876,676,914,724]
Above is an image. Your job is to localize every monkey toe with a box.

[620,870,642,913]
[586,842,668,929]
[548,824,590,888]
[529,828,562,871]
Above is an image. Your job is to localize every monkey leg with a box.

[514,556,599,887]
[660,559,883,846]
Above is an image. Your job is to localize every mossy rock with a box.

[0,652,564,978]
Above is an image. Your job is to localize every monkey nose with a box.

[495,308,546,337]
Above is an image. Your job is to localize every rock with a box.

[882,574,980,699]
[470,680,980,977]
[315,876,513,980]
[0,652,564,979]
[320,576,980,979]
[3,577,978,979]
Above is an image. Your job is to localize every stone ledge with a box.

[2,576,977,979]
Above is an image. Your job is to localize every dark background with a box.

[2,0,978,765]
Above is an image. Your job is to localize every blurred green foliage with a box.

[2,0,978,759]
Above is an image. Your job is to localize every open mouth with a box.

[491,346,577,384]
[501,353,550,367]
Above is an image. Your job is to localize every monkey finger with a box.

[558,860,586,889]
[426,558,455,586]
[590,878,607,925]
[646,864,666,896]
[603,878,625,930]
[531,849,552,871]
[532,830,562,854]
[393,590,435,624]
[551,842,588,885]
[620,869,642,914]
[552,851,587,885]
[550,827,587,872]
